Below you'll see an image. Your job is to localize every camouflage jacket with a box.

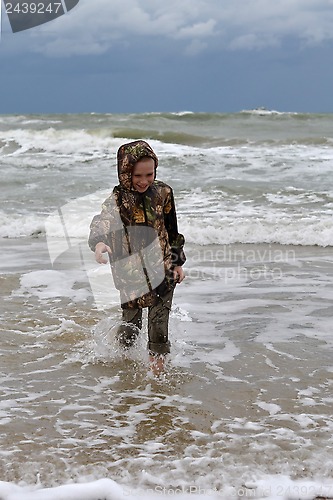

[88,140,186,309]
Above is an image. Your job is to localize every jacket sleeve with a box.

[164,188,186,267]
[88,189,122,253]
[88,213,108,252]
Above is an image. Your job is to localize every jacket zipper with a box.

[140,195,153,292]
[142,194,148,224]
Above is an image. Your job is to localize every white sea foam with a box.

[15,270,91,302]
[179,216,333,246]
[1,475,333,500]
[0,128,120,156]
[1,213,332,246]
[0,211,45,238]
[1,198,332,246]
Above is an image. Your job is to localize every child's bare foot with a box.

[149,354,165,377]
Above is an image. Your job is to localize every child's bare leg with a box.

[149,354,166,376]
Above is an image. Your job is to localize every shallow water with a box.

[1,239,333,499]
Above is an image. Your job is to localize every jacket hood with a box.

[117,140,158,191]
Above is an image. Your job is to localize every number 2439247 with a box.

[5,3,63,14]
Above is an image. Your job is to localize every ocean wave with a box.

[0,212,46,238]
[1,113,333,152]
[137,110,195,117]
[0,128,121,157]
[240,108,288,116]
[112,127,209,146]
[1,209,332,247]
[180,217,333,247]
[21,119,63,125]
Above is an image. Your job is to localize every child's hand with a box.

[173,266,185,284]
[95,242,111,264]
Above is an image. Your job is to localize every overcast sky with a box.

[1,0,333,114]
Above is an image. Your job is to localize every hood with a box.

[117,140,158,191]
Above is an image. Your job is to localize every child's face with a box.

[132,158,155,193]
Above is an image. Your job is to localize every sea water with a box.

[0,111,333,499]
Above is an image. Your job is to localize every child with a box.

[88,140,186,375]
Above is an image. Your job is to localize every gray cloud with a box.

[3,0,333,56]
